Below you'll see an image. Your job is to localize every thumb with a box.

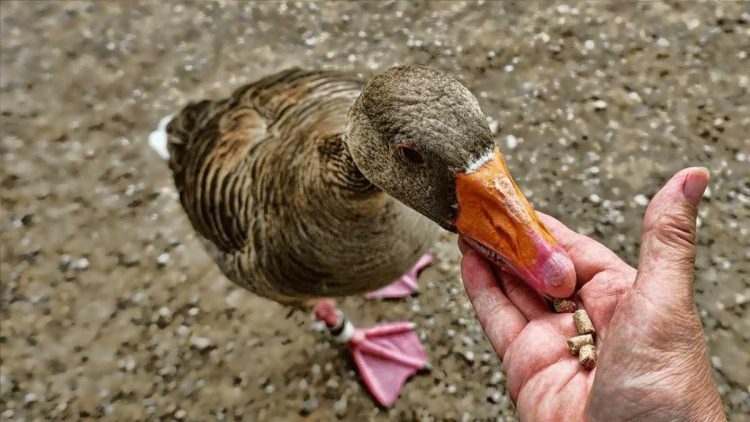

[635,167,709,306]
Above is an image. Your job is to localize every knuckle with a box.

[649,210,696,250]
[473,293,510,324]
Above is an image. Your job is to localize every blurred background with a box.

[1,1,748,420]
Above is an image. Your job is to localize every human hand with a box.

[459,168,725,421]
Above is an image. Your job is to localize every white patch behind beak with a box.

[463,148,495,174]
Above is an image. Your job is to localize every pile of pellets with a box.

[554,299,597,369]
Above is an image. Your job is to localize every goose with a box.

[150,65,576,405]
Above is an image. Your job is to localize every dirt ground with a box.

[1,1,748,421]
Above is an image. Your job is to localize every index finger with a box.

[538,212,633,283]
[461,250,527,357]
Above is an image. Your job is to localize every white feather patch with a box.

[148,114,173,160]
[463,148,495,174]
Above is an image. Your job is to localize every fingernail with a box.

[683,167,709,207]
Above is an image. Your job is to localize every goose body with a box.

[155,65,579,406]
[164,68,438,304]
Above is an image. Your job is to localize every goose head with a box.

[346,65,575,298]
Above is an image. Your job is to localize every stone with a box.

[299,397,318,416]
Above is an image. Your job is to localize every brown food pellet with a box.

[578,344,597,369]
[567,334,594,355]
[553,298,577,313]
[573,309,595,335]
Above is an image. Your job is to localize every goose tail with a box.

[148,114,174,160]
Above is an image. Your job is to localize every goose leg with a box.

[364,252,434,299]
[313,299,429,407]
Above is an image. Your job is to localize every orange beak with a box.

[456,147,576,298]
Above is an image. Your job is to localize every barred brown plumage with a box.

[165,67,438,303]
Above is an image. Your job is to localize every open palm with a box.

[460,168,724,421]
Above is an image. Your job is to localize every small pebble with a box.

[300,397,318,416]
[325,378,339,390]
[634,194,649,206]
[488,119,499,134]
[59,254,72,270]
[333,398,347,417]
[71,257,89,271]
[190,336,212,350]
[157,253,171,267]
[628,91,643,103]
[487,389,502,404]
[489,371,504,385]
[711,356,722,370]
[505,135,518,150]
[593,100,608,110]
[437,261,451,273]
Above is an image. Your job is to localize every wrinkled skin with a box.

[460,168,725,421]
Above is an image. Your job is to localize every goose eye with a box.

[396,144,426,166]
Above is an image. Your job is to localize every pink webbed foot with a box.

[348,322,429,406]
[365,252,435,299]
[314,300,429,407]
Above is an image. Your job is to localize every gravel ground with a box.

[1,1,749,421]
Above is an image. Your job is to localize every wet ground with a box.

[1,1,748,421]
